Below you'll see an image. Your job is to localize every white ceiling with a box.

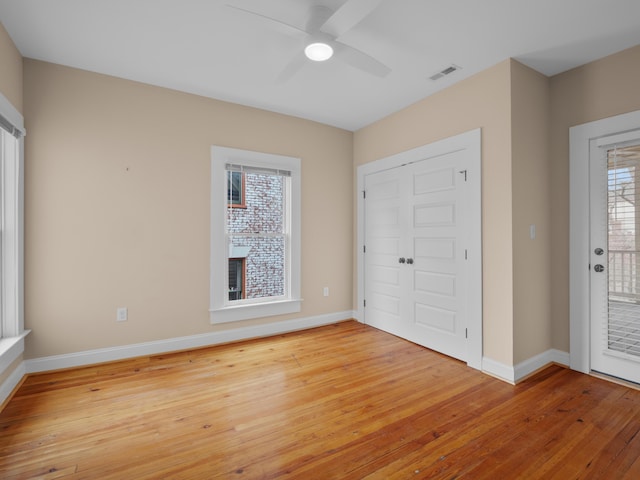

[1,0,640,131]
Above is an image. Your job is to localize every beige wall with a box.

[0,21,22,113]
[23,60,354,359]
[510,61,552,363]
[354,60,515,366]
[549,44,640,352]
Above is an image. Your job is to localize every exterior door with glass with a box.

[590,135,640,384]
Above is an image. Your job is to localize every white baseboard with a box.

[0,332,28,373]
[514,348,570,382]
[483,349,570,384]
[0,361,26,407]
[482,357,516,384]
[25,310,355,374]
[0,332,29,407]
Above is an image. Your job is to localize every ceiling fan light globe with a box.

[304,42,333,62]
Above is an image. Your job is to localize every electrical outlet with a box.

[116,307,128,322]
[323,287,329,297]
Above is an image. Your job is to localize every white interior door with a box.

[409,152,468,361]
[363,166,406,339]
[364,149,470,362]
[590,136,640,384]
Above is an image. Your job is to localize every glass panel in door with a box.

[607,144,640,360]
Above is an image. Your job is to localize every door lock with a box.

[594,248,604,256]
[594,264,605,273]
[398,257,406,264]
[406,258,414,265]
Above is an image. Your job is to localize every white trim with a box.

[513,349,570,381]
[1,130,23,337]
[0,92,25,137]
[356,128,482,370]
[482,357,515,383]
[0,91,26,380]
[551,349,571,367]
[482,349,569,384]
[25,310,354,374]
[0,330,29,373]
[595,130,640,147]
[569,110,640,375]
[0,359,25,407]
[210,146,302,324]
[209,299,302,323]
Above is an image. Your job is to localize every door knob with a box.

[406,258,414,264]
[594,248,604,256]
[398,257,406,264]
[594,264,605,273]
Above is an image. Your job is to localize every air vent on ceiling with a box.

[429,64,461,81]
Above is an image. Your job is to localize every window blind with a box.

[225,163,291,177]
[606,144,640,359]
[0,113,23,139]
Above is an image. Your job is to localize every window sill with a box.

[210,299,302,324]
[0,330,30,373]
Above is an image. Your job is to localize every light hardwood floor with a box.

[1,321,640,479]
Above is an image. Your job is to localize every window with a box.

[0,92,25,346]
[227,171,246,208]
[210,146,301,323]
[228,258,245,300]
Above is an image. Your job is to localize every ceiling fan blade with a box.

[276,54,308,83]
[336,42,391,78]
[320,0,385,39]
[226,4,309,38]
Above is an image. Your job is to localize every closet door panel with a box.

[408,151,467,361]
[364,167,408,338]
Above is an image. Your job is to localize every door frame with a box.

[356,128,482,370]
[569,109,640,374]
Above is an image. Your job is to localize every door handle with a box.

[594,248,604,256]
[398,257,406,264]
[594,264,605,273]
[406,258,414,265]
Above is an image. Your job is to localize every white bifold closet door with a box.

[364,149,469,362]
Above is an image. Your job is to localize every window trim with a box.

[0,90,27,369]
[210,146,302,324]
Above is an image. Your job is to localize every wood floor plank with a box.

[1,321,640,479]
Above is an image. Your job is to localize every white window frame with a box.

[0,91,27,372]
[210,146,301,323]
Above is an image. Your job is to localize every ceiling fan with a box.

[227,0,391,82]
